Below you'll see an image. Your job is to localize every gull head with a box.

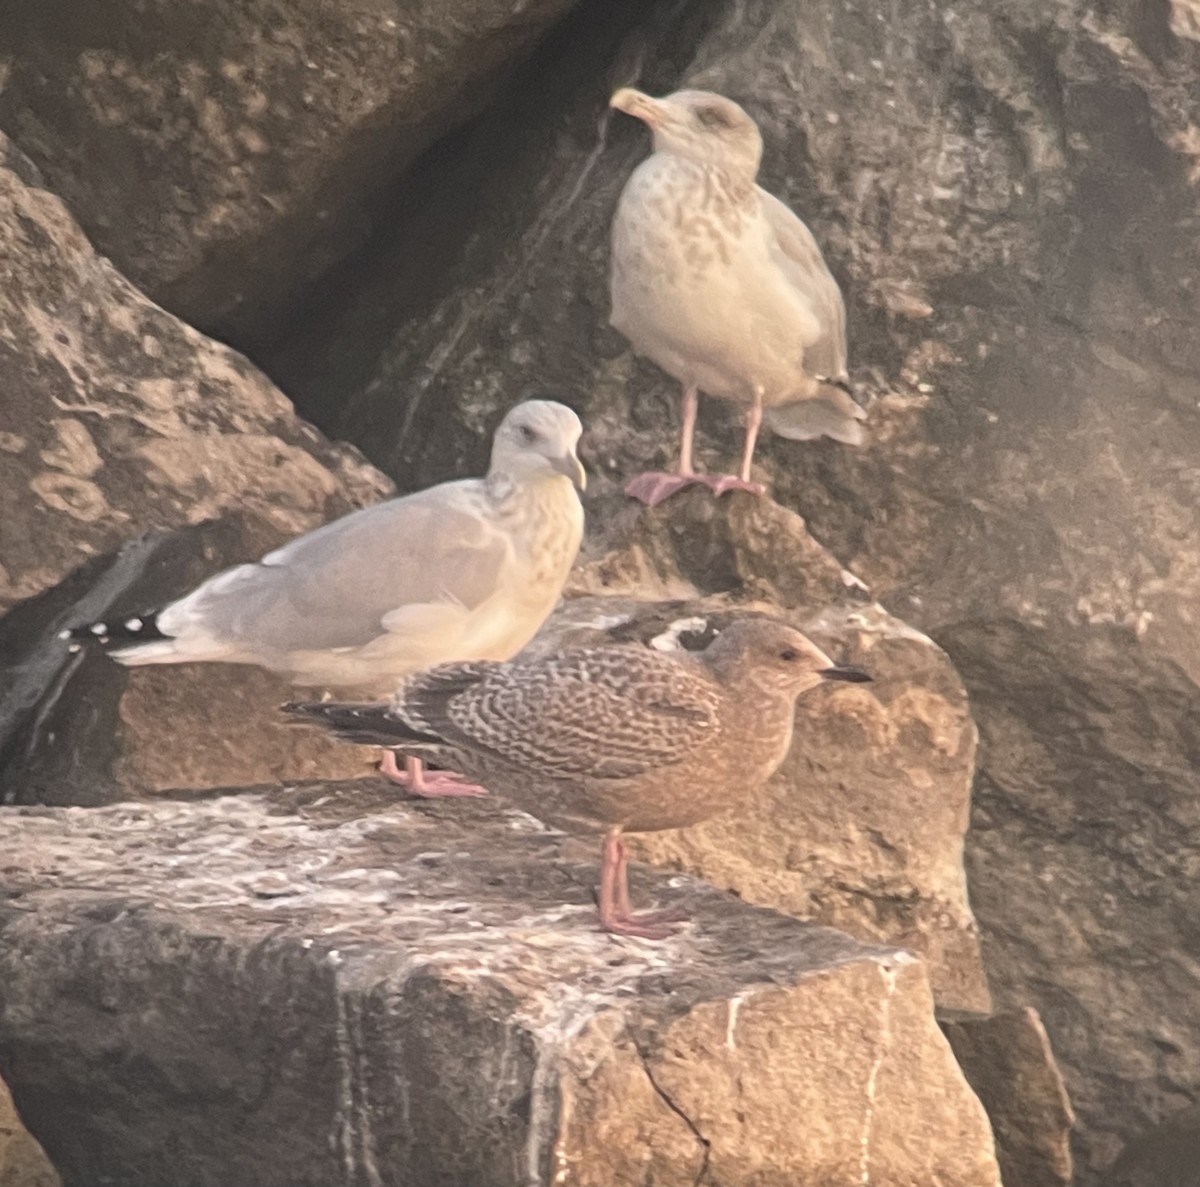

[611,87,762,179]
[491,400,586,491]
[702,618,872,699]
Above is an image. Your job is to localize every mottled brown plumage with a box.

[286,618,870,938]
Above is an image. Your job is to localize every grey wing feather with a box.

[759,189,865,444]
[159,483,509,653]
[401,648,722,781]
[759,188,847,382]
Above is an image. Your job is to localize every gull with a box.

[285,618,871,938]
[70,400,587,796]
[609,87,865,507]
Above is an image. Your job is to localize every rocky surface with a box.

[0,133,390,804]
[0,0,579,346]
[0,784,1002,1187]
[1104,1103,1200,1187]
[954,617,1200,1183]
[944,1007,1075,1187]
[255,0,1200,1179]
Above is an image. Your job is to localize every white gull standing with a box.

[71,399,587,797]
[609,88,865,507]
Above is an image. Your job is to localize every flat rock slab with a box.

[0,784,1000,1187]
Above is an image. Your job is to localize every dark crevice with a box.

[635,1041,712,1186]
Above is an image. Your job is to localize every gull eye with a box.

[518,424,538,443]
[696,106,732,130]
[779,648,798,663]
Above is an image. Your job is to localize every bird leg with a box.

[738,392,765,483]
[378,751,488,798]
[597,829,685,939]
[625,385,765,506]
[693,392,767,498]
[625,386,710,506]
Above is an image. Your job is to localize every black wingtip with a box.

[61,611,166,647]
[821,664,872,683]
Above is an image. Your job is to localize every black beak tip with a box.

[822,664,872,684]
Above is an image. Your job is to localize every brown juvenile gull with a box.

[609,87,864,507]
[285,618,871,938]
[69,400,587,797]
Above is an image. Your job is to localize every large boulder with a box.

[261,0,1200,1178]
[0,784,1002,1187]
[0,0,580,346]
[0,134,390,803]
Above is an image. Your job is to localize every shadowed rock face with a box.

[0,0,580,346]
[0,784,1002,1187]
[0,135,387,803]
[944,1008,1076,1187]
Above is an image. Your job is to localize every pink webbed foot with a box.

[624,471,765,507]
[700,473,765,498]
[624,471,708,507]
[378,751,488,798]
[599,911,685,940]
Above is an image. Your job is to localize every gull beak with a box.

[610,87,668,129]
[820,665,872,684]
[550,452,587,492]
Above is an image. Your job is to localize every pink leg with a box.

[625,386,712,507]
[378,752,488,798]
[626,384,765,506]
[738,392,764,482]
[691,392,766,498]
[596,830,686,939]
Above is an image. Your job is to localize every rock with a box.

[0,133,390,804]
[0,783,1002,1187]
[0,0,580,346]
[943,1007,1075,1187]
[0,1076,59,1187]
[259,1,1200,1178]
[949,618,1200,1185]
[1104,1104,1200,1187]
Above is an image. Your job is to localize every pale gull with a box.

[72,399,587,796]
[609,87,865,507]
[285,618,871,938]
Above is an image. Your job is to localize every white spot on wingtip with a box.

[124,617,143,631]
[89,622,107,635]
[57,628,71,640]
[327,949,343,966]
[649,616,709,651]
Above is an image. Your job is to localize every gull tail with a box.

[282,701,442,750]
[60,612,183,665]
[765,385,868,447]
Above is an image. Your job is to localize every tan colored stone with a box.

[0,785,1001,1187]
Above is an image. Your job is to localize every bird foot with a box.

[700,473,766,498]
[599,908,688,940]
[624,471,707,507]
[379,752,488,798]
[624,471,764,507]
